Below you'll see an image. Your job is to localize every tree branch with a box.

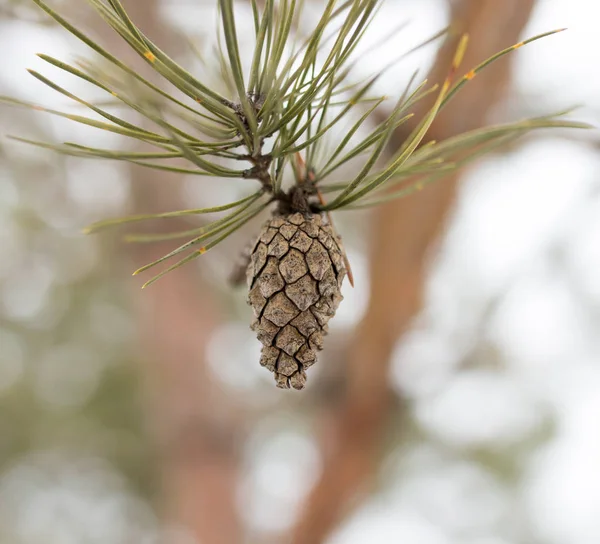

[289,1,536,543]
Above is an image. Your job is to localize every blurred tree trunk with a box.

[290,1,536,543]
[114,2,243,543]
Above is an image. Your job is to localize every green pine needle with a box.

[1,0,591,286]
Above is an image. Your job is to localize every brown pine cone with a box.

[247,212,346,389]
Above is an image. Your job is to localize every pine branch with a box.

[2,2,589,286]
[0,0,591,390]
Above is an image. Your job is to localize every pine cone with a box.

[247,212,346,389]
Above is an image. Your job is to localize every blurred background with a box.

[0,0,599,543]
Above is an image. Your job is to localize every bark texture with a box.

[289,1,537,543]
[248,213,346,389]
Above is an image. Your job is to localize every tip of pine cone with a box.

[275,370,307,390]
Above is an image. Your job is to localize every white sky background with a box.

[0,0,599,543]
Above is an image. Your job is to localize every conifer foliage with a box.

[1,0,590,388]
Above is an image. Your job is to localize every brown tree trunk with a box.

[289,1,536,543]
[114,2,244,543]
